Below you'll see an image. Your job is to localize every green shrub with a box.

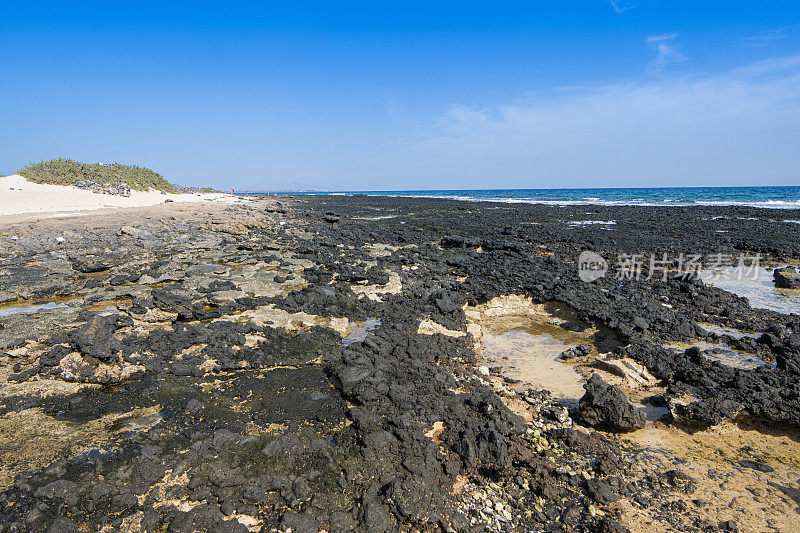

[17,158,178,193]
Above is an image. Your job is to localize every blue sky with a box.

[2,1,799,190]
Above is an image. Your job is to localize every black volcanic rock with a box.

[151,288,195,319]
[69,254,114,273]
[2,194,800,532]
[774,267,800,289]
[579,374,646,431]
[69,314,132,363]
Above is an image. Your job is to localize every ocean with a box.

[297,186,800,209]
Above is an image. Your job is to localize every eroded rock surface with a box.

[0,196,798,532]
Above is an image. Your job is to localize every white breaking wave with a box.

[345,192,800,209]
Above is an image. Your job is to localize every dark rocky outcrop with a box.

[579,374,646,431]
[774,267,800,289]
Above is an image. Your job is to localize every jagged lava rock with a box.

[579,374,646,431]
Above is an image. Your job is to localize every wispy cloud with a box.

[439,105,489,136]
[734,53,800,77]
[742,27,789,48]
[390,53,800,188]
[646,33,687,76]
[610,0,637,14]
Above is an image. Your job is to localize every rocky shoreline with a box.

[0,196,798,532]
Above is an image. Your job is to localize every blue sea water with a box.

[300,186,800,209]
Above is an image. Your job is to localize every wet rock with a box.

[579,374,646,431]
[773,267,800,289]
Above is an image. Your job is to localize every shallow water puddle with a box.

[342,318,381,346]
[84,297,133,312]
[700,266,800,315]
[72,445,117,465]
[665,341,770,370]
[0,301,69,317]
[696,322,760,340]
[466,296,619,406]
[480,328,586,404]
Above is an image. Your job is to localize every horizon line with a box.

[234,184,800,194]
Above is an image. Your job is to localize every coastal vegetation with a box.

[17,158,178,193]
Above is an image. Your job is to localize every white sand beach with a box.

[0,174,238,217]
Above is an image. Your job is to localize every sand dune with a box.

[0,174,238,216]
